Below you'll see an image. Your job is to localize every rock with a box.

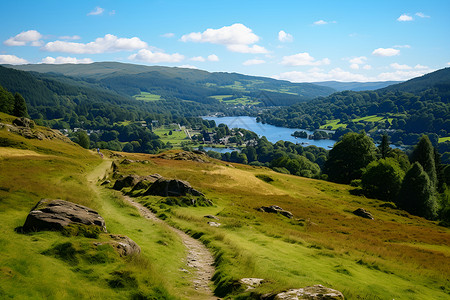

[120,159,134,164]
[271,285,344,300]
[204,215,219,220]
[207,221,221,227]
[12,117,35,128]
[158,151,210,163]
[257,205,293,219]
[353,208,374,220]
[113,174,141,190]
[239,278,264,290]
[101,180,111,186]
[22,199,106,232]
[144,178,204,197]
[108,234,141,257]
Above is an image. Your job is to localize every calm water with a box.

[203,116,336,149]
[197,146,237,153]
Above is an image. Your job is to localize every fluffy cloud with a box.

[59,35,81,40]
[313,20,336,25]
[275,68,368,82]
[87,7,104,16]
[40,56,93,64]
[42,34,147,54]
[278,30,293,42]
[0,54,28,65]
[207,54,219,61]
[415,12,430,18]
[377,69,433,81]
[178,64,198,69]
[191,56,205,62]
[161,33,175,38]
[281,52,330,66]
[4,30,43,46]
[243,59,266,66]
[181,23,267,53]
[372,48,400,57]
[129,49,184,63]
[397,14,413,21]
[390,63,412,70]
[363,65,372,70]
[350,63,359,70]
[349,56,367,64]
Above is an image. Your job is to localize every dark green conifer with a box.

[13,92,28,117]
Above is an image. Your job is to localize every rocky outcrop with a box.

[22,199,106,232]
[112,174,141,190]
[257,205,293,219]
[239,278,264,291]
[144,178,204,197]
[0,121,70,142]
[266,285,344,300]
[207,221,221,227]
[108,234,141,257]
[12,117,35,128]
[158,150,210,163]
[204,215,219,220]
[353,208,374,220]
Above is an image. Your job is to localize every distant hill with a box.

[380,67,450,99]
[314,81,401,91]
[6,62,336,106]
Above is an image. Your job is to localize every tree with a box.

[410,135,437,186]
[74,131,90,149]
[361,158,405,201]
[13,93,28,117]
[397,162,438,220]
[378,134,391,159]
[0,85,14,115]
[324,132,377,183]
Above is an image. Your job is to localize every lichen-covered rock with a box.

[239,278,264,290]
[144,178,204,197]
[108,234,141,257]
[353,208,374,220]
[257,205,293,219]
[22,199,106,232]
[270,285,344,300]
[12,117,35,128]
[113,174,141,190]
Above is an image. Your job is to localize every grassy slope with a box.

[0,113,196,299]
[117,151,450,299]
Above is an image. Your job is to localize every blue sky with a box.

[1,0,449,82]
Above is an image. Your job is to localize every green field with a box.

[439,137,450,143]
[320,119,348,130]
[210,94,261,106]
[153,125,189,146]
[133,92,162,101]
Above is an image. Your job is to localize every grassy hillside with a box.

[116,151,450,299]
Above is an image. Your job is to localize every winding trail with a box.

[87,158,217,299]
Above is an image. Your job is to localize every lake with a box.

[203,116,336,149]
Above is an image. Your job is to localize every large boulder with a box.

[144,178,204,197]
[257,205,293,219]
[270,285,344,300]
[12,117,35,128]
[108,234,141,257]
[112,174,141,190]
[353,208,374,220]
[23,199,106,232]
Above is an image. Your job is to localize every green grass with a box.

[439,137,450,143]
[133,92,162,102]
[320,119,347,130]
[210,94,261,106]
[114,152,450,299]
[153,126,189,146]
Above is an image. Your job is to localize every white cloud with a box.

[40,56,93,64]
[178,64,198,69]
[59,35,81,40]
[227,44,268,53]
[393,44,411,49]
[390,63,412,70]
[87,6,104,16]
[207,54,219,61]
[4,30,43,46]
[275,68,369,82]
[0,54,28,65]
[349,56,367,65]
[181,23,267,53]
[42,34,147,54]
[129,49,184,63]
[372,48,400,57]
[415,12,430,18]
[278,30,293,42]
[243,59,266,66]
[281,52,330,66]
[377,69,433,81]
[363,65,372,70]
[350,63,359,70]
[191,56,205,62]
[414,64,429,69]
[161,33,175,38]
[313,20,327,25]
[397,14,413,21]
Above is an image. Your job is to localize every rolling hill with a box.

[315,80,402,92]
